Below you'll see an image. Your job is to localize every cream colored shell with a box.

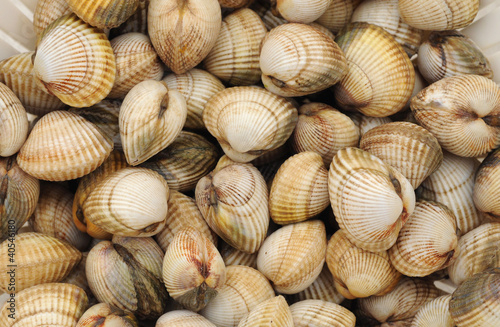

[473,148,500,221]
[238,295,293,327]
[156,310,216,327]
[33,0,72,37]
[66,0,140,29]
[76,303,138,327]
[290,299,356,327]
[411,295,454,327]
[0,82,28,157]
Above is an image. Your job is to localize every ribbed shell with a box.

[291,102,359,166]
[260,23,347,97]
[448,222,500,285]
[62,252,91,296]
[163,226,226,311]
[195,161,269,253]
[199,265,275,327]
[328,147,416,251]
[398,0,479,31]
[156,310,216,327]
[257,220,326,294]
[33,0,72,37]
[287,265,345,304]
[315,0,362,33]
[473,147,500,221]
[119,80,187,165]
[203,86,297,162]
[411,75,500,158]
[410,295,454,327]
[17,110,113,181]
[110,0,149,36]
[238,295,293,327]
[33,14,116,107]
[163,69,225,129]
[290,299,356,327]
[250,0,288,30]
[148,0,221,74]
[66,0,139,29]
[333,22,415,117]
[219,0,253,9]
[0,232,81,293]
[83,167,169,237]
[108,33,164,99]
[449,268,500,327]
[350,114,391,138]
[76,303,139,327]
[0,283,88,327]
[359,122,443,189]
[204,9,267,86]
[272,0,332,24]
[219,241,258,269]
[0,82,28,157]
[0,52,66,116]
[140,131,219,192]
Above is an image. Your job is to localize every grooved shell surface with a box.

[315,0,362,33]
[76,303,139,327]
[473,148,500,221]
[66,0,139,28]
[33,0,72,37]
[290,299,356,327]
[273,0,332,24]
[287,265,345,304]
[411,294,454,327]
[0,81,28,157]
[238,295,293,327]
[156,310,216,327]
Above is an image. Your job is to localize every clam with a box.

[0,82,28,157]
[315,0,362,34]
[33,0,72,37]
[473,147,500,221]
[250,0,288,30]
[271,0,332,24]
[286,265,345,304]
[290,299,356,327]
[219,0,254,9]
[33,13,116,107]
[238,295,293,327]
[219,241,258,269]
[350,114,391,138]
[110,0,149,36]
[410,295,454,327]
[411,74,500,158]
[156,310,216,327]
[62,252,92,297]
[66,0,139,29]
[76,303,138,327]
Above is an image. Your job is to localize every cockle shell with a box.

[110,0,149,37]
[287,265,345,304]
[219,241,258,269]
[62,252,91,297]
[271,0,332,24]
[156,310,216,327]
[350,114,391,138]
[148,0,221,74]
[314,0,362,33]
[33,13,116,107]
[250,0,288,30]
[17,110,113,181]
[119,80,187,165]
[203,86,298,162]
[33,0,72,37]
[76,303,138,327]
[0,232,81,293]
[238,295,293,327]
[473,147,500,221]
[290,299,356,327]
[219,0,254,9]
[0,82,28,157]
[332,22,415,117]
[66,0,139,29]
[410,295,454,327]
[260,23,347,97]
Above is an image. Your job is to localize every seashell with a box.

[449,268,500,327]
[0,52,66,116]
[17,110,113,181]
[326,229,402,299]
[30,182,91,251]
[410,294,454,327]
[86,236,168,319]
[140,131,219,192]
[163,68,225,130]
[328,147,416,251]
[148,0,221,74]
[360,122,443,189]
[257,220,326,294]
[411,74,500,158]
[0,82,28,157]
[260,23,347,97]
[196,160,269,253]
[270,0,332,24]
[157,310,216,327]
[219,0,254,9]
[0,156,39,242]
[314,0,362,33]
[76,303,138,327]
[238,295,293,327]
[155,190,217,253]
[203,86,297,162]
[287,265,345,304]
[119,80,187,165]
[473,147,500,221]
[291,102,359,166]
[351,0,423,57]
[250,0,288,30]
[332,22,415,117]
[251,144,290,167]
[417,30,493,84]
[388,200,458,277]
[110,0,149,37]
[33,14,116,108]
[0,232,81,293]
[0,283,88,326]
[83,167,169,237]
[66,0,140,29]
[350,114,391,138]
[309,22,335,39]
[418,151,483,234]
[163,226,226,311]
[219,241,258,269]
[61,252,92,297]
[290,299,356,327]
[448,222,500,285]
[398,0,479,31]
[33,0,72,37]
[200,265,275,327]
[269,152,329,224]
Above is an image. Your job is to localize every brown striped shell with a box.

[0,82,28,157]
[271,0,332,24]
[473,147,500,221]
[286,265,345,304]
[290,299,356,327]
[410,295,454,327]
[238,295,294,327]
[315,0,362,33]
[156,310,216,327]
[33,0,72,37]
[76,303,138,327]
[66,0,140,29]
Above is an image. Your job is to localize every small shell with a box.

[238,295,293,327]
[219,241,258,269]
[76,303,138,327]
[410,295,454,327]
[0,82,28,157]
[156,310,216,327]
[473,147,500,221]
[66,0,140,29]
[33,0,72,37]
[290,299,356,327]
[286,265,345,304]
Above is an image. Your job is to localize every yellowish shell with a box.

[315,0,362,33]
[411,295,454,327]
[0,82,28,156]
[33,0,72,37]
[66,0,140,29]
[290,299,356,327]
[76,303,138,327]
[219,241,258,269]
[156,310,216,327]
[473,148,500,221]
[238,295,294,327]
[110,0,149,36]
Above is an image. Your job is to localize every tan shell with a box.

[314,0,362,33]
[61,252,91,296]
[76,303,138,327]
[119,80,187,165]
[0,52,66,116]
[199,265,275,327]
[219,241,258,269]
[473,148,500,221]
[203,86,298,162]
[260,23,347,97]
[350,114,391,138]
[271,0,332,24]
[410,295,454,327]
[204,8,267,86]
[219,0,254,9]
[33,14,116,107]
[0,283,88,327]
[0,82,28,157]
[83,167,169,237]
[163,226,226,311]
[290,299,356,327]
[291,102,359,166]
[156,310,216,327]
[359,122,443,189]
[332,22,415,117]
[257,220,326,294]
[250,0,288,30]
[33,0,72,37]
[287,265,345,304]
[163,69,225,130]
[17,110,113,181]
[238,295,293,327]
[411,75,500,158]
[398,0,479,31]
[328,147,416,251]
[0,232,81,293]
[110,0,149,36]
[148,0,221,74]
[66,0,139,29]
